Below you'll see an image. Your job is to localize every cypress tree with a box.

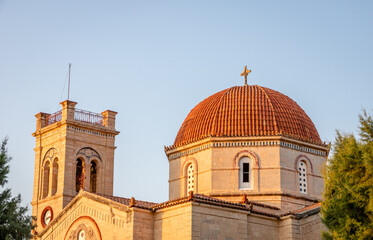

[322,111,373,239]
[0,138,35,240]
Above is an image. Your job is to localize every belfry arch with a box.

[75,147,102,193]
[75,158,85,192]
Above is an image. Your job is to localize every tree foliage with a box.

[0,138,34,240]
[322,110,373,239]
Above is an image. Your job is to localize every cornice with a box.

[208,191,322,203]
[165,136,329,160]
[32,119,120,137]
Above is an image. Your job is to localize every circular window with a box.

[41,207,53,228]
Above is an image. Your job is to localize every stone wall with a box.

[247,214,279,240]
[36,193,325,240]
[192,203,248,240]
[154,203,192,239]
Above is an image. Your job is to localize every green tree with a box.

[322,110,373,239]
[0,138,35,240]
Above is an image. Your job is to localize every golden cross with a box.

[240,65,251,85]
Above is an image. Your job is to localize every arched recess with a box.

[90,160,98,193]
[181,158,198,196]
[42,148,59,165]
[42,161,50,198]
[233,150,260,191]
[76,147,102,162]
[181,158,198,176]
[75,147,101,193]
[294,155,313,174]
[76,158,85,192]
[64,216,102,240]
[41,148,59,199]
[233,150,260,169]
[51,158,58,196]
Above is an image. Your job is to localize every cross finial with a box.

[240,65,251,86]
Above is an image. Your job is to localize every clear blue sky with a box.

[0,1,372,209]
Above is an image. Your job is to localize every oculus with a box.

[41,206,53,227]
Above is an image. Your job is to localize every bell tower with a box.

[31,100,119,232]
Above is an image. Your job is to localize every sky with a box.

[0,1,372,210]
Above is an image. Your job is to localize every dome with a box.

[173,85,322,147]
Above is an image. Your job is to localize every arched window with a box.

[239,157,252,189]
[90,161,97,193]
[298,161,307,194]
[76,159,85,192]
[51,159,58,196]
[187,164,195,194]
[42,162,50,198]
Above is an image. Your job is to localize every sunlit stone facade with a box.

[32,84,328,240]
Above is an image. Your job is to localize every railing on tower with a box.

[74,108,104,126]
[46,110,62,126]
[45,109,104,127]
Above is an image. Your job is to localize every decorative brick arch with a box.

[42,148,58,165]
[233,150,260,169]
[76,147,102,163]
[181,157,198,177]
[64,216,102,240]
[75,148,102,193]
[181,157,198,195]
[294,155,313,174]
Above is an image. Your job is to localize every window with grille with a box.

[298,161,307,194]
[239,157,252,189]
[187,164,195,194]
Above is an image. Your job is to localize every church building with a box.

[31,67,329,239]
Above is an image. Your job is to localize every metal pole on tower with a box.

[68,63,71,100]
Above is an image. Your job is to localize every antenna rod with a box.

[68,63,71,100]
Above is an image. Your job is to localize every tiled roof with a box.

[93,193,157,210]
[290,202,321,214]
[93,192,320,219]
[173,85,322,147]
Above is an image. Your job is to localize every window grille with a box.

[298,161,307,194]
[187,164,195,193]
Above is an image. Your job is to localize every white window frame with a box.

[298,160,307,194]
[239,157,252,190]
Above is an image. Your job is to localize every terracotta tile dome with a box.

[174,85,322,147]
